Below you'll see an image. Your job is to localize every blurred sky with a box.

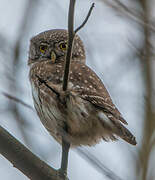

[0,0,145,179]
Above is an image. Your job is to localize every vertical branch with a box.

[63,0,76,91]
[63,1,94,91]
[137,1,155,180]
[61,0,94,176]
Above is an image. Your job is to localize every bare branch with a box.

[0,125,63,180]
[75,3,95,33]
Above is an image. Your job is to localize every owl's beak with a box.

[51,51,56,63]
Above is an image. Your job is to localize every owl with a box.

[28,29,137,177]
[28,29,136,147]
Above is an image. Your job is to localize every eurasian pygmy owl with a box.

[28,29,136,147]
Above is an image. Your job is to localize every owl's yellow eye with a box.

[59,43,67,50]
[40,45,47,53]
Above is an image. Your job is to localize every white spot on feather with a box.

[68,82,74,89]
[84,80,88,83]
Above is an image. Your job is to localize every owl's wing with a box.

[70,62,127,125]
[80,93,128,125]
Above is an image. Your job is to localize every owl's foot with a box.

[57,169,69,180]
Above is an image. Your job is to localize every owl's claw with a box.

[57,169,69,180]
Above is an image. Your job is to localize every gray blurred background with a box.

[0,0,154,179]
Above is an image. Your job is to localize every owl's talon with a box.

[57,169,69,180]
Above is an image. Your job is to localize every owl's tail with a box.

[99,113,137,145]
[110,118,137,145]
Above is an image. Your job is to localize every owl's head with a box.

[28,29,86,65]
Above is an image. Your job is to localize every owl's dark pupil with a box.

[61,44,66,48]
[41,46,46,50]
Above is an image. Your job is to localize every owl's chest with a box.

[31,79,66,126]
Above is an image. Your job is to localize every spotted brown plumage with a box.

[28,29,136,146]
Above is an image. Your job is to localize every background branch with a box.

[0,125,63,180]
[76,148,123,180]
[101,0,155,33]
[6,0,40,149]
[137,1,155,180]
[2,92,34,111]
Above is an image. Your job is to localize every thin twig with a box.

[75,3,95,33]
[76,148,123,180]
[36,75,60,97]
[2,92,34,111]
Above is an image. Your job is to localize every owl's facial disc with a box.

[28,29,86,65]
